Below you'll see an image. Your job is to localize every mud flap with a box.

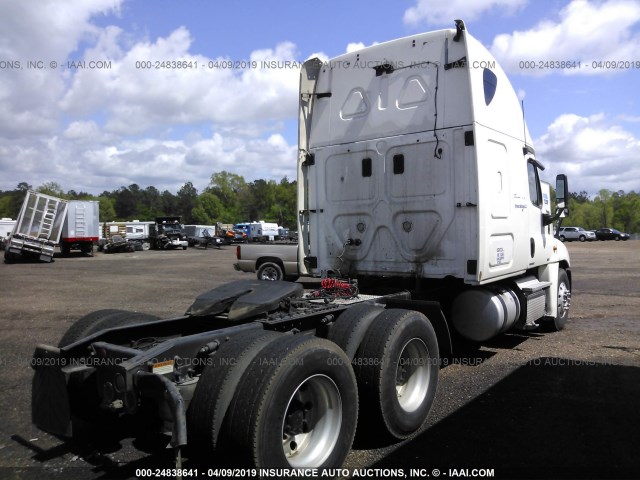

[31,345,72,437]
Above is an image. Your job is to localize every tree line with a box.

[564,189,640,234]
[0,171,298,229]
[1,178,638,234]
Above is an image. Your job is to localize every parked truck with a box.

[31,21,571,471]
[149,216,188,250]
[4,191,68,263]
[60,200,100,256]
[234,242,299,280]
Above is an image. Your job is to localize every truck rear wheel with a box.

[58,309,160,347]
[187,328,281,454]
[327,303,385,359]
[353,309,439,439]
[81,242,93,255]
[223,335,357,469]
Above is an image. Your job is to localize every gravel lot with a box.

[0,241,638,479]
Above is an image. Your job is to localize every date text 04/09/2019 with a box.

[519,60,640,70]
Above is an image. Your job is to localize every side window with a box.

[527,161,542,208]
[483,68,497,105]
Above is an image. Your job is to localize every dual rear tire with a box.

[329,306,439,440]
[188,333,357,469]
[187,306,439,469]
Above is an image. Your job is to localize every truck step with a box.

[514,276,551,293]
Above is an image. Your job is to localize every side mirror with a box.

[544,174,570,227]
[555,174,569,215]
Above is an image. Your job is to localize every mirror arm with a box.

[543,209,560,226]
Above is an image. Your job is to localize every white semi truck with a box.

[32,21,571,471]
[296,19,570,340]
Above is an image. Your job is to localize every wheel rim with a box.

[261,266,279,281]
[558,281,571,318]
[395,338,431,413]
[282,374,342,467]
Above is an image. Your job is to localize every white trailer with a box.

[0,218,16,250]
[4,191,68,263]
[101,220,154,251]
[60,200,100,256]
[248,221,280,242]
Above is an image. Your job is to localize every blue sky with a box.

[1,0,639,198]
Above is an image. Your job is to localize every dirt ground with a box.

[0,241,638,479]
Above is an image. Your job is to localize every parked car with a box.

[557,226,596,242]
[594,228,630,241]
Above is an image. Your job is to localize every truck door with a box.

[526,158,550,267]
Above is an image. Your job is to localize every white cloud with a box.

[490,0,640,75]
[63,120,102,141]
[0,4,303,194]
[403,0,527,27]
[1,126,298,194]
[536,113,640,196]
[0,1,124,138]
[346,42,367,53]
[58,28,300,134]
[0,0,123,60]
